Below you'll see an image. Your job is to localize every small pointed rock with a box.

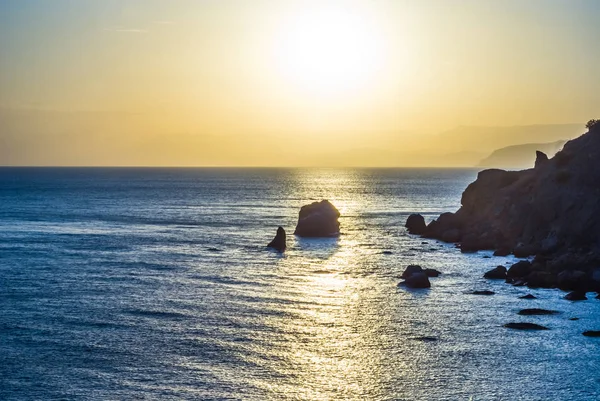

[267,226,286,252]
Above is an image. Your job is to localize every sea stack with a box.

[267,226,286,252]
[294,200,340,237]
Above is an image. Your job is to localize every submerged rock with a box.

[470,290,495,295]
[565,291,587,301]
[413,336,438,342]
[267,226,286,252]
[405,214,427,235]
[519,294,537,299]
[504,322,549,330]
[518,308,560,316]
[294,200,340,237]
[583,331,600,337]
[484,265,507,279]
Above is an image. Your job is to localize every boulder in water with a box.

[557,270,587,292]
[294,200,340,237]
[519,294,537,299]
[484,265,507,279]
[564,291,587,301]
[583,331,600,337]
[401,265,423,279]
[405,214,426,235]
[504,322,549,330]
[518,308,559,316]
[507,261,532,279]
[267,226,286,252]
[470,290,495,295]
[469,290,495,295]
[402,272,431,289]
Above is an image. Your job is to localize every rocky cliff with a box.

[418,123,600,289]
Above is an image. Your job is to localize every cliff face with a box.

[424,125,600,273]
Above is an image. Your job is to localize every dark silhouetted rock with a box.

[441,229,461,243]
[470,290,495,295]
[557,270,588,292]
[484,265,507,279]
[591,269,600,291]
[410,126,600,294]
[525,271,556,288]
[405,214,427,235]
[518,308,560,316]
[583,331,600,337]
[424,268,441,277]
[534,150,549,168]
[267,226,286,252]
[513,244,539,258]
[565,291,587,301]
[294,200,340,237]
[493,247,511,256]
[569,317,579,321]
[413,336,438,342]
[400,272,431,289]
[504,322,549,330]
[519,294,537,299]
[507,261,532,279]
[401,265,423,279]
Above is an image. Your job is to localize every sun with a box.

[273,6,386,97]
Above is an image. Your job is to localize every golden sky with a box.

[0,0,598,166]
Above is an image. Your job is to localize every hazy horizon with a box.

[1,0,598,166]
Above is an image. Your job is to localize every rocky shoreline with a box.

[406,122,600,297]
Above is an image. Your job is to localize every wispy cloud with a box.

[104,27,148,33]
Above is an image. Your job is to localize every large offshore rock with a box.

[400,272,431,289]
[294,200,340,238]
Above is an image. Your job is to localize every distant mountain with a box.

[432,124,582,154]
[477,140,566,169]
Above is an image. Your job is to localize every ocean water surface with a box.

[1,167,599,400]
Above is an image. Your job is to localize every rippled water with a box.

[1,167,599,400]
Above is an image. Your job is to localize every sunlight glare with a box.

[274,6,386,97]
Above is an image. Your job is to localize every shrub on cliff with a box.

[586,119,600,131]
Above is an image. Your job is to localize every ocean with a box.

[1,167,599,400]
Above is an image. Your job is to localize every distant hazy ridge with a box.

[477,140,567,169]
